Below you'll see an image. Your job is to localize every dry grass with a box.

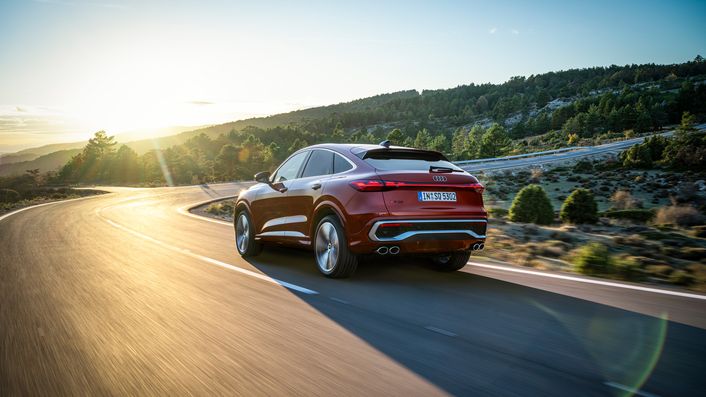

[654,205,705,227]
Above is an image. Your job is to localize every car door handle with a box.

[311,183,322,190]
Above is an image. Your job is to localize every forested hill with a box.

[125,90,419,153]
[181,58,706,136]
[3,58,706,183]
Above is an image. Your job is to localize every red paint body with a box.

[235,144,487,255]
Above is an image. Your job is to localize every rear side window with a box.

[363,150,463,172]
[301,150,334,178]
[333,154,353,173]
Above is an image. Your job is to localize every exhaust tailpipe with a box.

[389,246,400,255]
[376,246,389,255]
[472,243,480,251]
[478,243,485,250]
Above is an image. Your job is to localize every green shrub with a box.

[488,207,508,218]
[572,242,613,275]
[0,189,21,203]
[573,159,593,173]
[560,188,598,224]
[645,265,673,278]
[601,209,655,223]
[508,184,554,225]
[669,270,694,286]
[613,256,644,281]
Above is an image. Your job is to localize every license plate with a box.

[417,191,457,202]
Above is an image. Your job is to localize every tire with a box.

[430,251,471,272]
[314,215,357,278]
[234,210,262,257]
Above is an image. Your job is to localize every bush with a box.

[488,207,508,218]
[205,201,234,217]
[669,270,694,286]
[572,242,613,275]
[610,190,638,210]
[573,159,593,173]
[654,205,705,227]
[0,189,21,203]
[601,209,655,223]
[508,184,554,225]
[560,188,598,224]
[613,256,644,281]
[620,144,653,168]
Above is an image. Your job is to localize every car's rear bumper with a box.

[348,217,487,255]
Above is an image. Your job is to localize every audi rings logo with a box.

[432,175,447,182]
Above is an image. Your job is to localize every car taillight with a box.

[350,179,386,191]
[350,179,484,193]
[468,183,485,193]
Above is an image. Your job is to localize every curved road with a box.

[1,184,705,396]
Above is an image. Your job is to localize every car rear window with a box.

[362,150,463,172]
[333,154,353,173]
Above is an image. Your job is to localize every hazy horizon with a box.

[1,0,705,153]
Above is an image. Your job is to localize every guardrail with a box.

[453,146,587,165]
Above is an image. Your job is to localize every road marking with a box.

[424,326,457,337]
[0,195,104,223]
[330,297,350,305]
[467,262,706,301]
[604,382,661,397]
[102,217,318,295]
[177,196,236,226]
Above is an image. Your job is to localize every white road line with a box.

[424,326,457,337]
[102,217,318,295]
[0,195,104,223]
[330,297,350,305]
[467,262,706,300]
[604,382,661,397]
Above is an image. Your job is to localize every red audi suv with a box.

[234,142,487,277]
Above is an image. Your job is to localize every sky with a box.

[0,0,705,152]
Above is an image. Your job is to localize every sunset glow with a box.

[1,0,704,151]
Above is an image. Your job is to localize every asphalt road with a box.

[2,183,705,396]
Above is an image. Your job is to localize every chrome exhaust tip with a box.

[376,246,389,255]
[472,243,480,251]
[478,243,485,250]
[389,246,400,255]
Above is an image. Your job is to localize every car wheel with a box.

[431,251,471,272]
[314,215,357,278]
[235,210,262,257]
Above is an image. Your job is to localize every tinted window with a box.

[272,151,309,182]
[301,150,334,178]
[363,151,463,172]
[334,154,353,173]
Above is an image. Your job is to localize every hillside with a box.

[123,90,420,153]
[0,149,81,176]
[4,58,706,182]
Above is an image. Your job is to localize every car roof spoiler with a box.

[353,147,449,161]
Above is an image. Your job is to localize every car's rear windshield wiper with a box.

[429,166,462,173]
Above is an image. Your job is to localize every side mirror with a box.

[254,171,271,184]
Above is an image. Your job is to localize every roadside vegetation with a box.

[0,170,105,215]
[478,113,706,292]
